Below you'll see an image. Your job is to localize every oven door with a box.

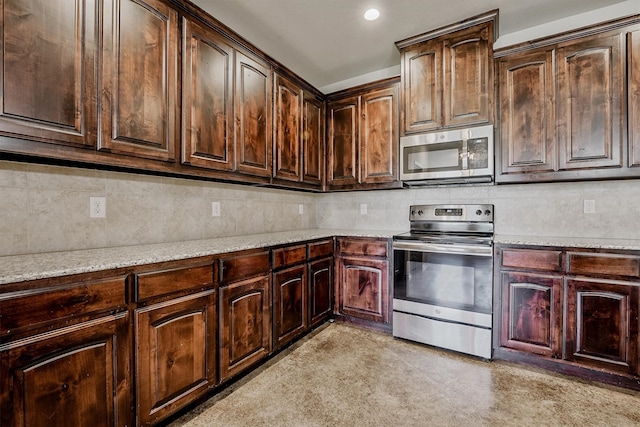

[393,240,493,315]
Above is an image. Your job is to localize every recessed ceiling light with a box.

[364,8,380,21]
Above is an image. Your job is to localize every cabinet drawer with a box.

[136,264,213,301]
[272,245,307,269]
[567,252,640,278]
[501,249,562,272]
[337,238,388,257]
[220,251,270,283]
[308,239,333,260]
[0,276,128,335]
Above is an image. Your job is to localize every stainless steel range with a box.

[392,204,494,359]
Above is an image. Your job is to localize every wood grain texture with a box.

[629,29,640,167]
[567,252,640,278]
[327,96,359,186]
[337,238,388,258]
[402,39,442,133]
[272,265,307,350]
[308,257,333,328]
[219,251,270,284]
[301,93,325,185]
[337,256,389,324]
[307,240,333,260]
[272,244,306,269]
[181,16,234,170]
[274,73,302,181]
[501,248,562,272]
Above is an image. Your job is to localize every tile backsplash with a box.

[0,161,316,256]
[2,159,640,256]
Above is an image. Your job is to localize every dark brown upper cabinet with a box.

[0,0,99,148]
[628,29,640,167]
[327,78,400,191]
[302,92,325,186]
[274,73,302,182]
[235,51,272,177]
[397,11,496,135]
[495,17,640,183]
[100,0,178,162]
[181,16,234,171]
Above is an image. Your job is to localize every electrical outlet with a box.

[298,204,304,215]
[212,201,221,217]
[360,203,368,215]
[583,199,596,214]
[90,196,106,218]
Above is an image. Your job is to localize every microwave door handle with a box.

[461,139,468,170]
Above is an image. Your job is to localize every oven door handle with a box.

[393,241,493,256]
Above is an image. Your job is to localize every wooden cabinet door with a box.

[360,84,399,184]
[443,23,493,128]
[565,278,639,374]
[629,29,640,167]
[0,0,98,148]
[401,39,442,133]
[308,257,333,328]
[273,74,302,182]
[498,49,556,175]
[556,32,625,170]
[500,272,563,357]
[100,0,178,162]
[273,264,307,349]
[0,314,130,427]
[327,96,359,186]
[337,256,389,324]
[302,92,325,186]
[219,275,271,382]
[181,17,234,171]
[235,51,272,177]
[134,290,216,426]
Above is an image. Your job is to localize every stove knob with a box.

[417,210,424,215]
[411,210,416,216]
[484,209,492,216]
[475,209,482,216]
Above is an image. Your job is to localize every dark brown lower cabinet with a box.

[273,264,307,350]
[0,313,130,427]
[565,278,639,374]
[219,274,271,382]
[308,257,333,328]
[134,290,216,426]
[500,272,563,358]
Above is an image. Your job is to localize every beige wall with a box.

[2,158,640,256]
[0,161,316,256]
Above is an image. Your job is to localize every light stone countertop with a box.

[494,234,640,251]
[0,229,398,286]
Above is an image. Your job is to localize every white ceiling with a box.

[191,0,633,92]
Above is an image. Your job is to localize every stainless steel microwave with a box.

[400,125,494,185]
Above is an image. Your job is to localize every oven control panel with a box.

[409,204,493,222]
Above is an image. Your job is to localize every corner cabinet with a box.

[495,16,640,183]
[327,78,401,191]
[396,11,496,135]
[495,244,640,389]
[335,237,391,330]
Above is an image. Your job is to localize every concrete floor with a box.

[169,323,640,427]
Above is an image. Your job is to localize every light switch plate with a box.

[212,201,221,217]
[298,204,304,215]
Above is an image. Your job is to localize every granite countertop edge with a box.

[494,234,640,251]
[0,229,398,286]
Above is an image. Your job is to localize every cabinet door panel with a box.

[302,93,324,185]
[500,272,563,357]
[308,258,333,328]
[443,24,492,127]
[274,74,301,181]
[273,265,307,349]
[328,97,359,186]
[219,275,271,382]
[235,52,271,177]
[338,256,389,323]
[100,0,178,161]
[0,0,97,147]
[0,314,130,427]
[181,17,233,170]
[135,291,215,425]
[402,40,442,133]
[361,85,398,184]
[499,50,556,173]
[565,278,638,373]
[630,30,640,167]
[557,33,624,170]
